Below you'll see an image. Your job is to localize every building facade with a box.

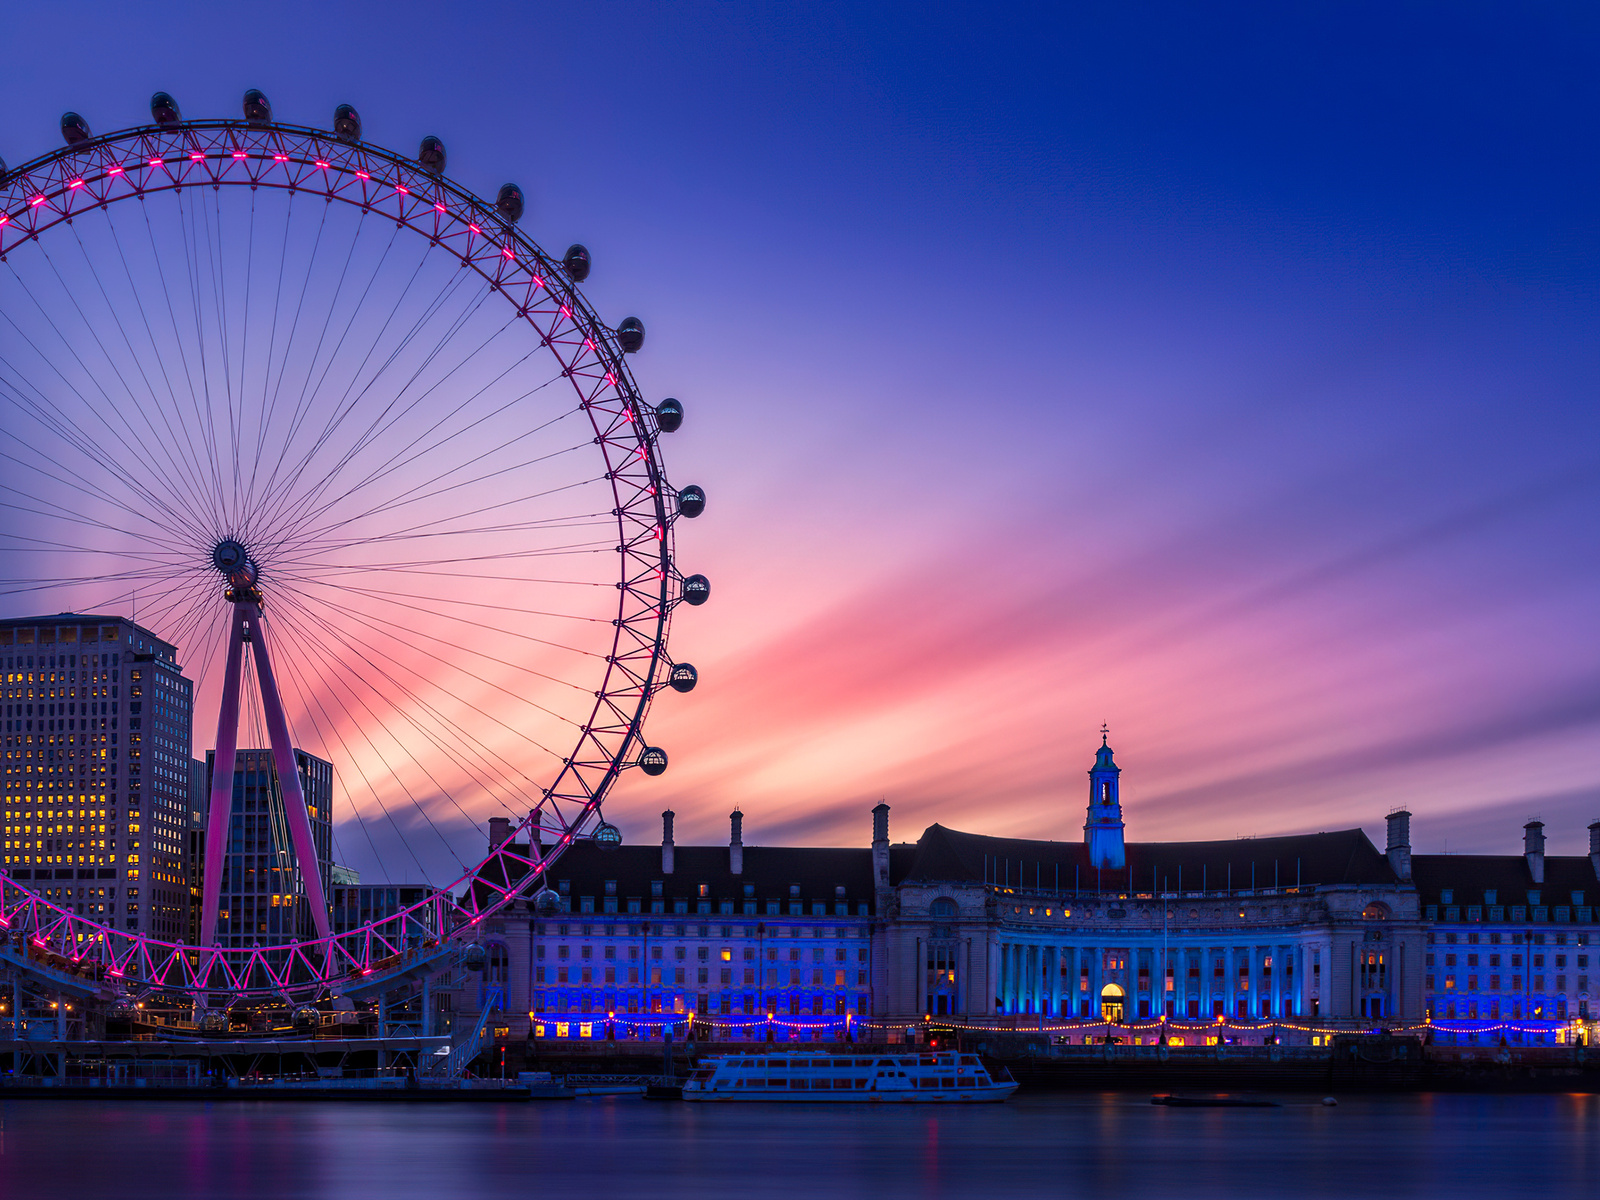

[877,815,1423,1025]
[331,881,442,940]
[1,614,195,939]
[450,809,876,1038]
[455,738,1598,1046]
[203,747,333,948]
[1412,821,1600,1036]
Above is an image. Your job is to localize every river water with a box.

[1,1092,1594,1198]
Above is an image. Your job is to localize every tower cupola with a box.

[1084,726,1126,870]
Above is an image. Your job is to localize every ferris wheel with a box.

[0,91,708,1003]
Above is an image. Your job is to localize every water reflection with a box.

[0,1093,1594,1199]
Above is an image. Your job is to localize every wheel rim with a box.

[0,116,698,1000]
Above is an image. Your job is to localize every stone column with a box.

[987,936,1001,1015]
[914,936,923,1017]
[1087,945,1100,1021]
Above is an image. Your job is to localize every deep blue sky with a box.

[4,2,1598,859]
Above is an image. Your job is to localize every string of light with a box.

[523,1012,1592,1036]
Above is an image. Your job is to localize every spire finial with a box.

[1100,722,1109,746]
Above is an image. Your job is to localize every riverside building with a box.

[455,809,876,1038]
[1411,820,1600,1037]
[0,614,195,940]
[465,737,1598,1047]
[878,736,1423,1026]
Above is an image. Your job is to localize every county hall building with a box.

[454,735,1598,1046]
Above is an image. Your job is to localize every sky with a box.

[2,2,1598,864]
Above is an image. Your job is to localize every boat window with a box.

[959,1055,980,1065]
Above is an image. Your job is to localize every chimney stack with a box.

[488,816,511,850]
[1385,809,1412,882]
[1589,820,1600,881]
[872,802,891,892]
[729,808,744,875]
[1524,820,1546,885]
[662,809,675,875]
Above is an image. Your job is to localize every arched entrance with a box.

[1100,983,1126,1022]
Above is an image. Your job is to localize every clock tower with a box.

[1084,728,1126,870]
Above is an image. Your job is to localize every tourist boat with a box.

[681,1051,1018,1103]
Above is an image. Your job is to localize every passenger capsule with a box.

[563,243,591,282]
[242,89,273,126]
[418,135,447,174]
[60,112,92,146]
[668,662,699,693]
[638,746,669,776]
[654,398,684,432]
[681,574,710,606]
[676,485,706,518]
[616,317,645,353]
[197,1008,227,1033]
[534,887,564,916]
[0,155,8,183]
[292,1004,321,1031]
[333,103,362,143]
[150,92,182,126]
[594,821,623,851]
[496,183,525,223]
[461,943,488,971]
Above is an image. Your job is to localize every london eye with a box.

[0,91,706,1006]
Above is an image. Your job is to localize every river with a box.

[1,1092,1595,1197]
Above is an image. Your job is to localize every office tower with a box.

[203,748,333,948]
[0,614,194,939]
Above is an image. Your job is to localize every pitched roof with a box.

[1410,854,1599,904]
[466,840,874,908]
[898,824,1396,890]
